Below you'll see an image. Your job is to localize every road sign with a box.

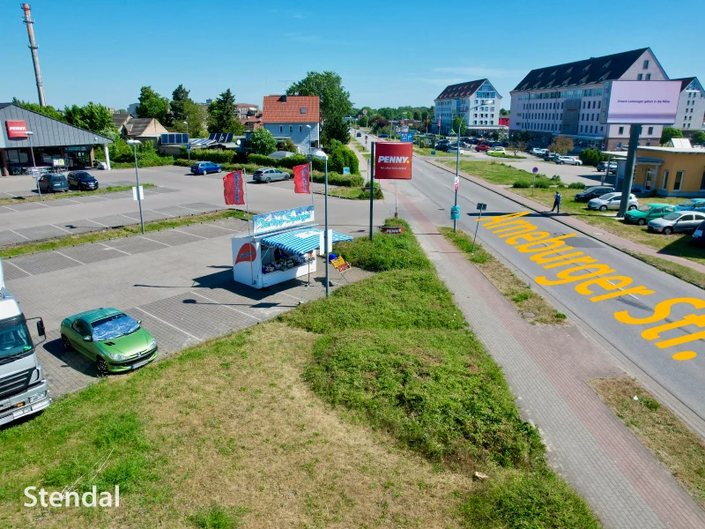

[399,132,414,142]
[477,203,487,211]
[132,186,144,201]
[363,109,368,115]
[450,206,460,220]
[454,176,459,191]
[532,167,538,174]
[343,167,350,175]
[187,143,191,151]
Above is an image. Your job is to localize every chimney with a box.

[21,3,46,107]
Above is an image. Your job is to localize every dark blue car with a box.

[190,161,222,175]
[37,173,69,193]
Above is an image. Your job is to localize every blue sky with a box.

[2,0,703,112]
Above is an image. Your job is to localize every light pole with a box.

[183,121,190,163]
[26,131,41,201]
[315,151,331,297]
[126,139,145,234]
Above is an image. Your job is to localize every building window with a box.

[619,126,624,135]
[674,171,684,191]
[662,170,669,190]
[598,101,601,109]
[299,126,302,132]
[648,126,654,135]
[643,59,649,69]
[637,74,643,80]
[279,126,283,133]
[289,126,293,133]
[646,73,651,80]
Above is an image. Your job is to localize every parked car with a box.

[448,147,465,154]
[378,134,388,138]
[531,148,548,156]
[492,142,502,148]
[556,156,583,166]
[490,147,506,154]
[543,152,559,161]
[435,143,449,152]
[575,185,615,202]
[675,198,705,211]
[67,171,99,191]
[624,203,676,225]
[648,211,705,234]
[475,144,491,152]
[597,161,618,174]
[92,160,107,170]
[37,173,69,193]
[587,192,638,211]
[690,220,705,245]
[190,161,222,175]
[253,167,290,183]
[60,308,158,375]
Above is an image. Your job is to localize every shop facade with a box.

[0,103,113,177]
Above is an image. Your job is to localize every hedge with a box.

[247,153,326,172]
[111,156,174,169]
[180,148,235,164]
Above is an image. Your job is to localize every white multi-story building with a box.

[509,48,671,150]
[672,77,705,133]
[434,79,503,135]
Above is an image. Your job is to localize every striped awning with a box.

[261,227,352,255]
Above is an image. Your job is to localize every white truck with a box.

[0,259,50,426]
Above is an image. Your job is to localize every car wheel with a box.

[265,177,271,183]
[599,205,607,211]
[628,205,637,211]
[61,335,73,352]
[637,218,646,226]
[96,356,110,377]
[284,174,291,180]
[663,227,673,235]
[217,167,222,173]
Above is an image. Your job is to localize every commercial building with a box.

[261,95,320,154]
[0,103,113,177]
[509,48,670,149]
[672,77,705,133]
[434,79,504,135]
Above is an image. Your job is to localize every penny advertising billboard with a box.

[375,142,413,180]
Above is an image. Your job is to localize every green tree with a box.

[181,100,207,137]
[136,86,170,124]
[452,117,467,136]
[251,127,277,155]
[207,89,244,135]
[170,84,191,125]
[660,127,683,145]
[64,102,116,135]
[322,115,350,147]
[358,115,369,127]
[500,108,510,116]
[282,138,297,153]
[692,130,705,145]
[548,136,574,155]
[12,98,65,122]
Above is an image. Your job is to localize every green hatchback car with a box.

[60,308,158,375]
[624,203,676,226]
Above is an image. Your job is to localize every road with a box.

[381,147,705,425]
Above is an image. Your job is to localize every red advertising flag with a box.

[293,163,311,194]
[375,142,413,180]
[223,171,245,205]
[437,115,441,128]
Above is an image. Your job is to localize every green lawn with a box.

[323,185,383,200]
[0,183,157,207]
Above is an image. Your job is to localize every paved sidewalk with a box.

[396,189,705,528]
[424,157,705,277]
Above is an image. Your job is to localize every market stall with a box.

[231,205,352,290]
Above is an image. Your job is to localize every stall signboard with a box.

[375,142,413,180]
[65,146,90,152]
[253,205,315,235]
[331,256,350,272]
[6,120,28,138]
[380,226,404,234]
[235,242,257,264]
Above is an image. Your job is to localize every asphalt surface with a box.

[395,156,705,423]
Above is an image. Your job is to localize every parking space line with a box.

[132,306,201,341]
[3,259,32,276]
[85,218,109,227]
[3,205,19,211]
[98,242,131,255]
[119,213,140,222]
[146,208,175,218]
[50,224,73,234]
[205,224,238,232]
[190,291,262,321]
[35,201,52,208]
[54,250,85,265]
[9,229,30,240]
[177,205,208,212]
[62,198,83,204]
[172,228,207,239]
[138,235,171,247]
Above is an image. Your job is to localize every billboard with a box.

[375,142,413,180]
[253,205,314,235]
[6,120,28,138]
[606,81,681,124]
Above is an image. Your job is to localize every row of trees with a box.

[13,98,117,138]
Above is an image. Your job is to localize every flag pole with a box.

[243,170,255,286]
[309,161,314,208]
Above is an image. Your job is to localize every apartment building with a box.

[509,48,669,149]
[434,79,503,135]
[672,77,705,133]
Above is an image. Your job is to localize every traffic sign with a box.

[454,176,459,191]
[187,143,191,151]
[399,132,414,143]
[450,206,460,220]
[363,109,368,115]
[532,167,538,174]
[477,203,487,211]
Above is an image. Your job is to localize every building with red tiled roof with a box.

[262,95,320,154]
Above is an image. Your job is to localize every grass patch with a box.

[589,377,705,509]
[324,184,383,200]
[625,250,705,290]
[0,183,157,207]
[188,504,247,529]
[440,228,568,325]
[487,151,527,159]
[0,209,248,258]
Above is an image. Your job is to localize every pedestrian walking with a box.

[551,190,562,213]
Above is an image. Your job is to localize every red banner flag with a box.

[437,115,441,128]
[293,163,311,194]
[223,171,245,205]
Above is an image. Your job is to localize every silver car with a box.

[587,192,638,211]
[253,167,290,183]
[647,211,705,235]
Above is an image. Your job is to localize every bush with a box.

[534,179,550,189]
[579,148,608,167]
[181,148,235,164]
[311,171,363,187]
[551,175,562,182]
[512,181,530,188]
[247,153,326,172]
[568,182,586,189]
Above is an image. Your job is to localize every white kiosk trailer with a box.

[231,205,352,289]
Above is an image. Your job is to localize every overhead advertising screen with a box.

[606,81,681,124]
[375,142,413,180]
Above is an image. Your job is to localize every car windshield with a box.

[91,313,140,341]
[679,200,701,208]
[0,317,33,361]
[637,205,653,212]
[598,193,616,200]
[663,212,682,221]
[78,174,93,180]
[51,176,65,182]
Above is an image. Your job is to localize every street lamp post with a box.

[126,140,145,234]
[183,121,190,163]
[26,131,41,201]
